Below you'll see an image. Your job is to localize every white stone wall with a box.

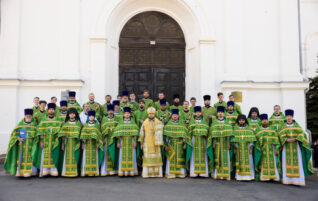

[301,0,318,78]
[0,0,315,153]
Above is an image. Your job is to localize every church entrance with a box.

[119,11,185,103]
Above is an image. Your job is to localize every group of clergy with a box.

[4,90,313,186]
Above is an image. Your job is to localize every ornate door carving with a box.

[119,11,185,103]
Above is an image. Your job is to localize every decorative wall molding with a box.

[0,79,84,87]
[220,81,310,90]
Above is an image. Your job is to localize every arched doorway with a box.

[119,11,185,103]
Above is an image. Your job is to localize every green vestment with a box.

[202,106,216,126]
[67,100,82,114]
[164,120,191,178]
[112,119,139,174]
[278,121,313,178]
[210,118,233,179]
[154,100,170,111]
[134,109,148,128]
[4,119,37,177]
[225,111,239,127]
[231,125,256,178]
[179,110,193,128]
[32,116,63,176]
[80,121,104,176]
[155,109,171,125]
[269,112,286,131]
[83,101,102,122]
[100,116,119,174]
[55,120,82,177]
[254,126,280,181]
[187,117,211,175]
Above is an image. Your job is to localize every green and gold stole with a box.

[231,125,256,175]
[210,119,233,177]
[33,116,63,169]
[279,121,313,177]
[164,120,190,174]
[4,119,37,175]
[57,120,81,177]
[113,120,139,171]
[188,118,209,174]
[255,126,280,179]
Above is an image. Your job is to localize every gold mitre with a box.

[147,107,156,114]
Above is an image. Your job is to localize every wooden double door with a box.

[119,11,185,103]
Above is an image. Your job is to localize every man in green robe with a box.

[83,92,102,122]
[279,109,313,186]
[213,92,227,109]
[113,100,123,121]
[134,99,148,128]
[155,99,171,125]
[225,101,238,127]
[50,96,60,112]
[34,100,47,124]
[210,106,233,180]
[113,107,139,176]
[164,109,191,178]
[229,94,242,115]
[80,110,104,176]
[189,97,196,113]
[179,101,193,128]
[247,107,261,132]
[202,95,216,126]
[231,114,256,181]
[4,109,38,177]
[67,91,82,114]
[101,104,118,176]
[269,105,286,131]
[117,94,122,102]
[120,91,134,111]
[55,108,82,177]
[56,100,68,121]
[101,95,112,117]
[142,89,153,109]
[170,94,183,111]
[32,96,40,114]
[187,106,210,177]
[154,92,170,111]
[33,103,63,177]
[129,92,139,112]
[254,114,280,182]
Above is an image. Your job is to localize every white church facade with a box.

[0,0,317,153]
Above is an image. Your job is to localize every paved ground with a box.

[0,165,317,201]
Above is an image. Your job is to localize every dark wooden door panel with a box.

[153,68,184,103]
[119,11,185,104]
[119,67,153,100]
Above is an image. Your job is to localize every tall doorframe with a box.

[88,0,216,105]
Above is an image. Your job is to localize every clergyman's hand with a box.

[18,138,24,142]
[287,138,296,143]
[249,148,253,155]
